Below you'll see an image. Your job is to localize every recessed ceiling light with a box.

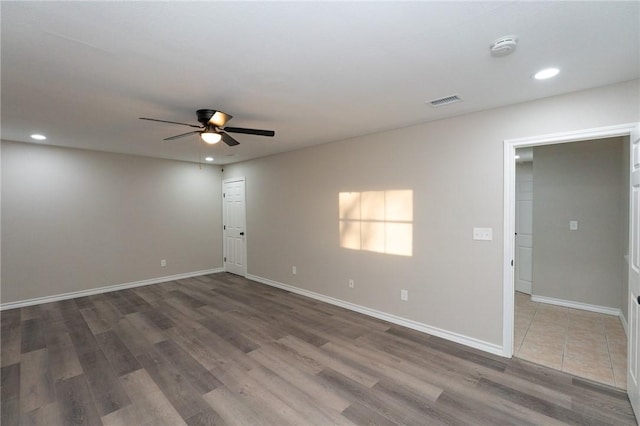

[30,134,47,140]
[205,157,214,162]
[533,67,560,80]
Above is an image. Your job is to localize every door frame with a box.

[222,176,247,276]
[502,122,638,358]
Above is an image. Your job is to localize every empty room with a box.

[2,2,639,425]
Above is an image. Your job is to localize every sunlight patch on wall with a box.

[339,190,413,256]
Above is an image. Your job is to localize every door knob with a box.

[240,232,245,236]
[637,296,640,304]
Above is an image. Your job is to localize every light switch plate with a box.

[570,220,578,230]
[473,227,493,241]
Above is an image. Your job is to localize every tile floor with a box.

[514,292,627,389]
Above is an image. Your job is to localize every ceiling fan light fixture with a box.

[201,132,222,144]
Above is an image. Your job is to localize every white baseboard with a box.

[531,294,621,316]
[0,268,224,311]
[620,312,629,337]
[246,274,505,357]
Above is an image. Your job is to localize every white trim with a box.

[503,141,516,357]
[247,274,505,357]
[0,268,224,311]
[620,311,629,337]
[503,122,639,359]
[531,294,621,316]
[622,255,630,337]
[504,123,638,147]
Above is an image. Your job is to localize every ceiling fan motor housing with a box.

[196,109,216,125]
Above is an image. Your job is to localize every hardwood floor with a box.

[1,273,637,425]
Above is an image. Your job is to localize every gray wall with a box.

[532,137,625,309]
[1,141,223,303]
[1,79,637,351]
[223,79,639,347]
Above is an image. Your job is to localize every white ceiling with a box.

[2,1,638,164]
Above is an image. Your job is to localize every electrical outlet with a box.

[292,266,297,275]
[400,289,408,301]
[161,259,167,267]
[348,279,355,288]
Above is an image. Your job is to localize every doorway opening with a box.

[503,123,637,389]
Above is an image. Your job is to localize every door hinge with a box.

[223,225,226,230]
[511,259,514,267]
[224,257,226,262]
[223,193,226,198]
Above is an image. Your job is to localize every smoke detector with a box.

[490,36,518,57]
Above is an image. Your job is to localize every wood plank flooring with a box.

[1,273,637,425]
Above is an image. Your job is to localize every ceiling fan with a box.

[139,109,275,146]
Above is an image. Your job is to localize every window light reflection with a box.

[339,190,413,256]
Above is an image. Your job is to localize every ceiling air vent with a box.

[428,95,462,107]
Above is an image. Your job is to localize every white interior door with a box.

[628,124,640,419]
[515,163,533,294]
[223,177,247,276]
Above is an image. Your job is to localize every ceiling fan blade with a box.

[140,117,202,128]
[224,127,275,137]
[221,132,240,146]
[209,111,233,127]
[164,130,201,141]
